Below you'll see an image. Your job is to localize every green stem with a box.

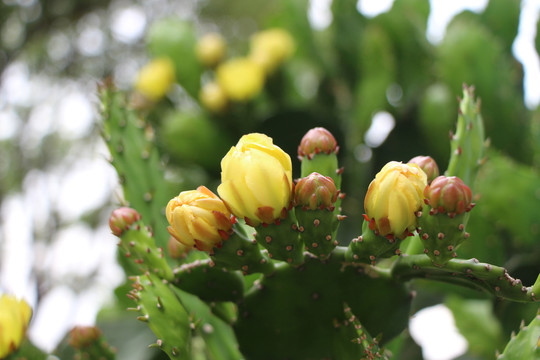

[391,254,539,303]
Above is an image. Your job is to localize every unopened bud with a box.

[298,127,338,160]
[408,155,439,184]
[424,176,472,215]
[109,207,142,237]
[294,172,338,210]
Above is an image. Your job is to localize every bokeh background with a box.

[1,0,540,359]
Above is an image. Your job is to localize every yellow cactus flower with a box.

[0,295,32,359]
[134,57,176,101]
[166,186,233,252]
[249,28,295,73]
[216,57,265,101]
[196,33,227,67]
[218,133,293,226]
[364,161,427,239]
[199,81,228,112]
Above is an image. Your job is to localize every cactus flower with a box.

[0,295,32,359]
[294,172,338,210]
[109,207,142,237]
[216,57,265,101]
[249,28,295,73]
[166,186,233,252]
[195,33,226,68]
[424,176,473,216]
[364,161,427,238]
[408,155,440,184]
[199,81,228,112]
[218,133,293,226]
[298,127,338,160]
[134,57,176,101]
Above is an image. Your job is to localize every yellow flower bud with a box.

[218,133,293,226]
[0,295,32,359]
[364,161,427,239]
[195,33,227,67]
[166,186,233,252]
[199,81,228,112]
[249,28,295,73]
[216,57,265,101]
[134,57,176,101]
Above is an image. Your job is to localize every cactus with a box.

[173,259,244,302]
[343,304,388,360]
[100,82,171,249]
[110,207,173,280]
[127,273,192,359]
[90,4,540,359]
[497,310,540,359]
[445,85,486,189]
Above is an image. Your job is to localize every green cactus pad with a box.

[497,310,540,360]
[254,212,304,266]
[445,85,486,190]
[234,254,412,359]
[115,217,173,281]
[173,259,244,302]
[211,225,274,275]
[128,273,191,358]
[100,83,171,249]
[346,220,402,264]
[417,207,471,266]
[296,207,340,259]
[172,288,244,360]
[343,304,388,360]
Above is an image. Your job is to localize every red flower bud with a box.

[298,127,338,160]
[424,176,473,216]
[109,207,142,237]
[408,156,440,184]
[294,172,338,210]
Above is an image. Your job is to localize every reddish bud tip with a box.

[297,127,338,159]
[408,156,440,184]
[109,207,141,237]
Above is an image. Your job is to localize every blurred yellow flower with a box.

[196,33,227,67]
[364,161,427,239]
[0,295,32,359]
[199,82,228,112]
[218,133,293,226]
[166,186,233,252]
[216,58,265,101]
[134,57,176,101]
[249,28,295,73]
